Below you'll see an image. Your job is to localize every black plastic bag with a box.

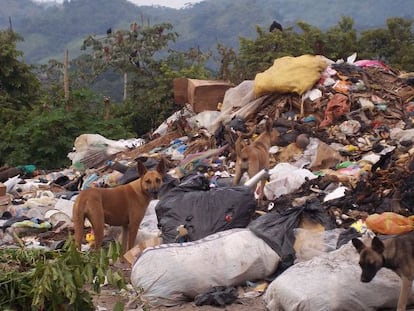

[194,286,238,307]
[249,199,335,274]
[155,174,256,243]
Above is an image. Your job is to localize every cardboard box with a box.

[173,78,234,113]
[173,77,188,105]
[0,183,6,196]
[0,195,10,214]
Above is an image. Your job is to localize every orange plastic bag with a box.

[366,212,414,235]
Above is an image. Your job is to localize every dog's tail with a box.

[72,196,86,250]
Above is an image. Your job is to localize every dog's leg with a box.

[121,225,128,253]
[86,208,105,250]
[258,161,270,206]
[233,162,243,186]
[233,135,247,186]
[247,159,261,197]
[397,277,412,311]
[72,202,85,250]
[258,178,266,205]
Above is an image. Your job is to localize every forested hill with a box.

[1,0,413,64]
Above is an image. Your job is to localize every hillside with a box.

[1,0,413,64]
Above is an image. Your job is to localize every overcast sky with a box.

[127,0,204,8]
[33,0,205,9]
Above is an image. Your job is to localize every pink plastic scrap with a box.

[353,60,391,72]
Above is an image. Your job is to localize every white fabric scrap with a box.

[323,186,348,202]
[264,163,317,201]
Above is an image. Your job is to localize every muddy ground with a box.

[92,261,267,311]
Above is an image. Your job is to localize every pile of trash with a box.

[1,53,414,310]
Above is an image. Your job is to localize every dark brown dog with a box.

[233,117,279,202]
[352,232,414,311]
[73,158,166,253]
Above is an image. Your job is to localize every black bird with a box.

[106,28,112,35]
[269,20,283,32]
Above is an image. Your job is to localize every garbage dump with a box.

[1,52,414,310]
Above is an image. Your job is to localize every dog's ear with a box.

[352,238,366,253]
[371,236,385,254]
[137,160,148,177]
[156,157,167,176]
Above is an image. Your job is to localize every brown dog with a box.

[352,232,414,311]
[72,158,166,253]
[233,117,279,202]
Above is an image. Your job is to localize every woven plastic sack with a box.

[131,229,280,307]
[254,54,328,97]
[264,242,414,311]
[365,212,414,234]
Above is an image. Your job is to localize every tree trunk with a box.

[64,49,70,111]
[103,96,110,120]
[123,72,127,101]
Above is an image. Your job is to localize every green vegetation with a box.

[0,22,212,169]
[0,13,414,170]
[0,238,125,310]
[231,16,414,84]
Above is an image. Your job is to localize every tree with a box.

[324,16,358,61]
[0,30,42,120]
[0,28,133,169]
[216,42,239,82]
[0,29,43,166]
[80,22,213,136]
[296,21,326,56]
[359,17,414,71]
[80,22,178,100]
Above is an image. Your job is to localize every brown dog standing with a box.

[233,117,279,202]
[72,157,166,253]
[352,232,414,311]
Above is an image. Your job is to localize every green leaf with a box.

[113,301,125,311]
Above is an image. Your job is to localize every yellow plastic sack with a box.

[366,212,414,235]
[254,54,328,97]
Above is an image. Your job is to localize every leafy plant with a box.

[0,237,125,311]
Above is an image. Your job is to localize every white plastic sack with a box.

[4,175,22,193]
[131,228,280,307]
[211,80,267,133]
[265,243,414,311]
[67,134,138,168]
[135,199,161,244]
[70,134,129,154]
[264,163,317,201]
[187,110,221,133]
[46,197,75,221]
[221,80,255,114]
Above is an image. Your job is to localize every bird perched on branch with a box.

[269,20,283,32]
